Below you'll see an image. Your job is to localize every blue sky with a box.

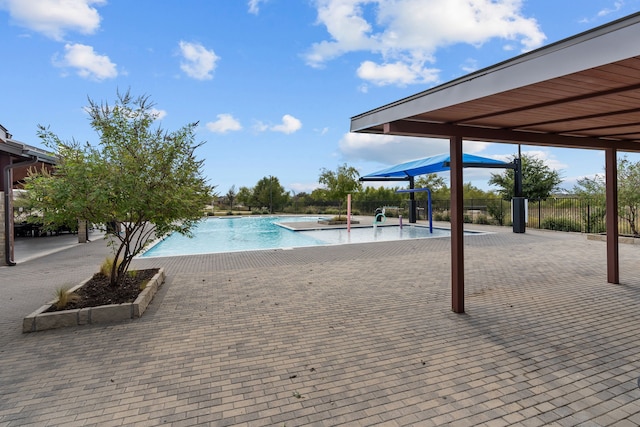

[2,0,640,196]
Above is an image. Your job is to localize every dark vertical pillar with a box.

[409,176,417,223]
[605,148,619,284]
[450,136,464,313]
[512,157,526,233]
[2,157,14,265]
[0,155,10,190]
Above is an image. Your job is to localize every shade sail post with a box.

[450,136,465,313]
[605,148,619,284]
[409,176,417,223]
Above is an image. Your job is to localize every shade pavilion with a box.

[360,153,512,224]
[350,12,640,313]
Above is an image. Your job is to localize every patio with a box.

[1,224,639,426]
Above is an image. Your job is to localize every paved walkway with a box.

[1,222,640,426]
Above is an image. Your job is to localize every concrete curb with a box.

[587,233,640,244]
[22,268,165,333]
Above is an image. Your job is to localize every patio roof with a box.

[350,11,640,314]
[351,11,640,152]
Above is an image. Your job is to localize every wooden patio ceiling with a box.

[349,11,640,314]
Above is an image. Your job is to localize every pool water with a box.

[141,216,451,258]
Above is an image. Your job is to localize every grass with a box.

[53,285,80,310]
[100,257,122,278]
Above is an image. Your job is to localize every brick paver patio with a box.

[1,223,639,426]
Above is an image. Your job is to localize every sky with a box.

[2,0,640,197]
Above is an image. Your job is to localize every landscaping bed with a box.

[23,268,165,333]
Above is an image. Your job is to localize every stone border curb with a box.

[22,268,165,333]
[587,234,640,244]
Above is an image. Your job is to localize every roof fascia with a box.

[1,139,57,164]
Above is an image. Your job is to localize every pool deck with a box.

[2,219,640,426]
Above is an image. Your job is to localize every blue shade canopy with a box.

[361,153,508,179]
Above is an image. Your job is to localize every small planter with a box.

[22,268,165,333]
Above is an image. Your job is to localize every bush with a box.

[320,208,340,215]
[486,200,506,226]
[541,217,582,232]
[473,214,491,225]
[434,212,450,222]
[582,206,606,233]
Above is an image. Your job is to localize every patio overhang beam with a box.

[382,121,640,152]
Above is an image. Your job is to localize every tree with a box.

[354,186,402,203]
[617,157,640,236]
[414,174,446,192]
[318,164,362,218]
[236,186,256,210]
[489,153,562,200]
[414,173,449,200]
[573,156,640,236]
[225,185,237,210]
[253,176,289,213]
[25,91,213,287]
[573,174,606,233]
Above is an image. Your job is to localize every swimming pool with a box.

[141,216,452,258]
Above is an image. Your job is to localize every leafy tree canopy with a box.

[318,164,362,217]
[354,186,403,204]
[253,176,289,212]
[25,90,213,286]
[236,186,256,209]
[224,185,237,210]
[488,153,562,200]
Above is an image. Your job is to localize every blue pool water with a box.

[141,216,452,258]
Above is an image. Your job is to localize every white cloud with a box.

[178,41,219,80]
[460,58,479,73]
[523,149,567,171]
[150,108,168,120]
[306,0,546,86]
[206,114,242,134]
[339,132,488,164]
[270,114,302,134]
[248,0,268,14]
[54,43,117,80]
[598,1,624,17]
[491,148,567,177]
[357,60,439,86]
[252,120,270,132]
[1,0,105,41]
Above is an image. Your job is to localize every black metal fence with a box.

[285,198,638,236]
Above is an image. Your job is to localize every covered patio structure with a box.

[360,152,512,225]
[350,12,640,313]
[0,125,57,266]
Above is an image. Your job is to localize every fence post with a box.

[538,199,541,229]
